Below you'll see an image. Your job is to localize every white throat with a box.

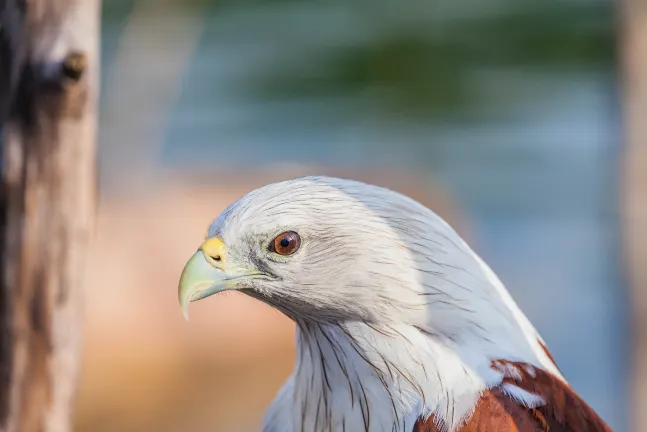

[262,304,561,432]
[263,321,500,432]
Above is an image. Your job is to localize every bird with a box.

[178,176,611,432]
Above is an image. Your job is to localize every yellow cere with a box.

[200,237,227,268]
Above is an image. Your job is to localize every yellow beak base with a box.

[178,238,229,321]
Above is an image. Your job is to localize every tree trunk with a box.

[619,1,647,431]
[0,1,99,431]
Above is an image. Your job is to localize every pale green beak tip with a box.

[178,250,227,321]
[181,299,191,322]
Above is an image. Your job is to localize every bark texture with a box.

[0,1,99,431]
[619,1,647,431]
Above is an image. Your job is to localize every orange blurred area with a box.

[75,169,463,431]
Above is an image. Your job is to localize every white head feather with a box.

[203,176,561,432]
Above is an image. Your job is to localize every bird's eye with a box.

[271,231,301,256]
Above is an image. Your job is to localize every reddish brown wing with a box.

[412,389,543,432]
[413,360,612,432]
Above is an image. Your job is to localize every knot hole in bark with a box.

[61,51,86,82]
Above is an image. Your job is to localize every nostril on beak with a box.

[211,255,221,262]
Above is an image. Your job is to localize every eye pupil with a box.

[272,231,301,256]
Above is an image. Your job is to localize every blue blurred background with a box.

[80,0,629,430]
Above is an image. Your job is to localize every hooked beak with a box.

[178,237,259,321]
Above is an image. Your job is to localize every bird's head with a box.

[178,176,515,341]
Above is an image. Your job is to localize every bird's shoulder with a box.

[413,359,611,432]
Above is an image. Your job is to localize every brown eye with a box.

[271,231,301,256]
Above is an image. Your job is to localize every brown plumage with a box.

[413,359,611,432]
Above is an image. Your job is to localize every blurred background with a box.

[77,0,631,430]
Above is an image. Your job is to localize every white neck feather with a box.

[262,321,489,432]
[262,289,561,432]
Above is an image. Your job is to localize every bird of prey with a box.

[178,176,611,432]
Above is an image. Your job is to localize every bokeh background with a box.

[77,0,632,430]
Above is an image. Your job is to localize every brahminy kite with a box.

[178,176,610,432]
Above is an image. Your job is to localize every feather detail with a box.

[537,338,562,374]
[413,360,611,432]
